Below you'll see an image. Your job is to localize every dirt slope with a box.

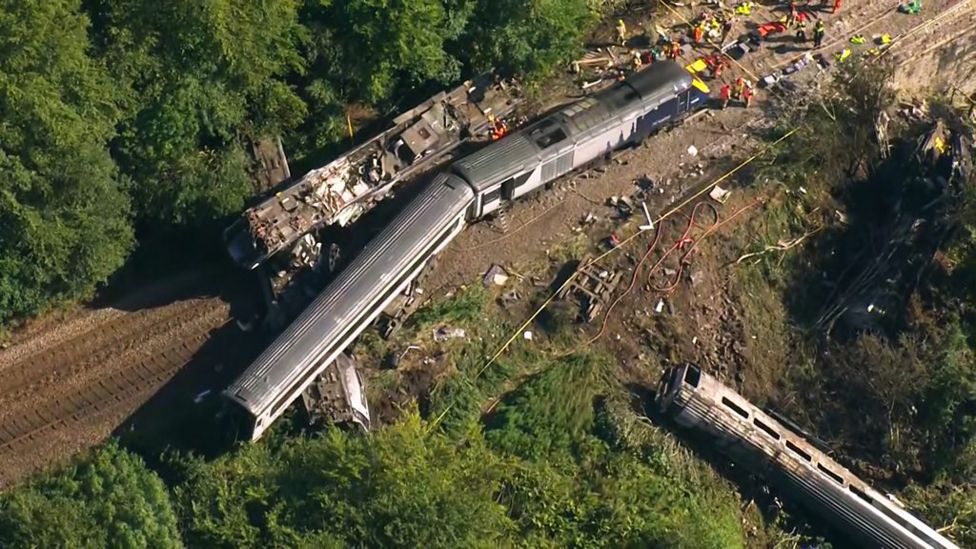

[0,0,973,487]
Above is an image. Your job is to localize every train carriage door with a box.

[501,177,516,200]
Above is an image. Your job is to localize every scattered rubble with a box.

[556,257,622,322]
[709,185,732,204]
[433,327,467,342]
[482,264,510,287]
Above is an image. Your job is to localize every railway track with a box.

[0,303,229,451]
[0,299,217,404]
[0,0,971,488]
[0,272,237,483]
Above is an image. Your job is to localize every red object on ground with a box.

[833,0,841,13]
[758,21,787,38]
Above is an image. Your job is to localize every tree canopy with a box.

[0,0,607,328]
[0,0,133,325]
[0,443,181,548]
[86,0,308,227]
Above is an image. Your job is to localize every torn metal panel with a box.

[301,353,370,432]
[226,74,522,270]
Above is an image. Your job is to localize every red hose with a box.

[583,198,762,347]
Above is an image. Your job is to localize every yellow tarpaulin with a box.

[692,77,711,94]
[686,59,708,73]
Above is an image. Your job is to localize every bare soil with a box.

[0,0,973,488]
[0,267,261,487]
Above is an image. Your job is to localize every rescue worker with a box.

[720,83,732,109]
[833,0,841,14]
[795,19,807,43]
[734,76,747,100]
[616,19,627,45]
[742,83,754,108]
[722,14,736,42]
[693,22,705,44]
[709,54,728,78]
[632,49,643,70]
[497,119,509,140]
[488,114,508,140]
[668,40,682,61]
[814,19,826,48]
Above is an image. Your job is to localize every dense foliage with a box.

[0,0,133,324]
[0,0,603,327]
[0,360,748,548]
[0,443,180,548]
[748,60,976,545]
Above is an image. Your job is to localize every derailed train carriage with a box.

[223,61,710,441]
[657,363,958,549]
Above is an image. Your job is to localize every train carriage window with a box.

[529,119,568,149]
[721,396,750,419]
[753,418,781,440]
[849,485,874,504]
[683,365,701,387]
[786,440,812,462]
[817,463,845,485]
[535,127,568,148]
[482,186,502,205]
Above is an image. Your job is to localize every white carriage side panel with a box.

[511,165,545,200]
[667,366,959,549]
[572,119,636,170]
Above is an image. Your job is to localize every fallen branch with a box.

[734,226,825,264]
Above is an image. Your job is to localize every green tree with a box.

[177,413,515,548]
[303,0,473,104]
[86,0,307,228]
[0,442,182,548]
[0,0,133,324]
[465,0,596,79]
[486,359,746,548]
[486,353,607,462]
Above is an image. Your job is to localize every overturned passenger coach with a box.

[657,363,958,549]
[224,61,709,440]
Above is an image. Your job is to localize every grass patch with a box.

[410,285,489,329]
[547,231,591,264]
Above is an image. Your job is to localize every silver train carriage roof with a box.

[452,60,693,192]
[225,172,475,415]
[663,364,958,549]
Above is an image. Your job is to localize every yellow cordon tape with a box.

[426,127,800,432]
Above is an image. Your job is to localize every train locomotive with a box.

[657,363,958,549]
[224,61,709,441]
